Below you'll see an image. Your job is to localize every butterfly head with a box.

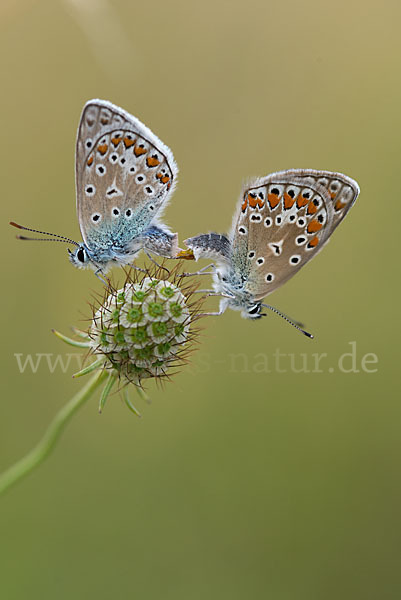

[243,302,265,320]
[68,245,92,269]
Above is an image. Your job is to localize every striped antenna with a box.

[9,222,79,246]
[261,303,314,339]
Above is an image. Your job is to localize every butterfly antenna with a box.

[9,222,79,246]
[261,304,314,339]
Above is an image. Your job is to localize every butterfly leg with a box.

[197,295,230,317]
[198,307,226,317]
[204,292,234,299]
[94,269,110,285]
[180,263,216,277]
[191,290,234,299]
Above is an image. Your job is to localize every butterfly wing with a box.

[76,99,178,258]
[230,170,359,300]
[270,169,359,232]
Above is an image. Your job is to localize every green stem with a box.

[0,370,108,497]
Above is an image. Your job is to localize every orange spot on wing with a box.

[330,191,337,199]
[307,201,318,215]
[161,176,170,184]
[124,137,135,148]
[241,198,248,212]
[307,219,322,234]
[283,193,295,210]
[248,194,258,209]
[97,144,108,156]
[87,155,94,166]
[134,145,147,156]
[334,199,346,211]
[296,195,309,208]
[257,198,265,209]
[267,193,280,209]
[111,137,122,147]
[146,156,160,168]
[156,172,163,180]
[307,236,319,248]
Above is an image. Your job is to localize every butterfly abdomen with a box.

[184,233,231,263]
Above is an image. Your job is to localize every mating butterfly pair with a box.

[11,100,359,334]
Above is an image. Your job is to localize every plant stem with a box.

[0,370,108,497]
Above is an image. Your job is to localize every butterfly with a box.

[180,169,360,337]
[10,99,180,277]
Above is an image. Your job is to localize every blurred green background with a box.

[1,0,400,598]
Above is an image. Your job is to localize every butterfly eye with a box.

[77,248,85,262]
[248,304,261,315]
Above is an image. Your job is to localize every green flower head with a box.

[87,267,205,391]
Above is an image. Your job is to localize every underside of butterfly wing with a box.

[230,170,359,300]
[76,100,178,262]
[270,169,359,231]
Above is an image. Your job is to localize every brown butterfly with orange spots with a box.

[10,100,180,279]
[179,169,359,337]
